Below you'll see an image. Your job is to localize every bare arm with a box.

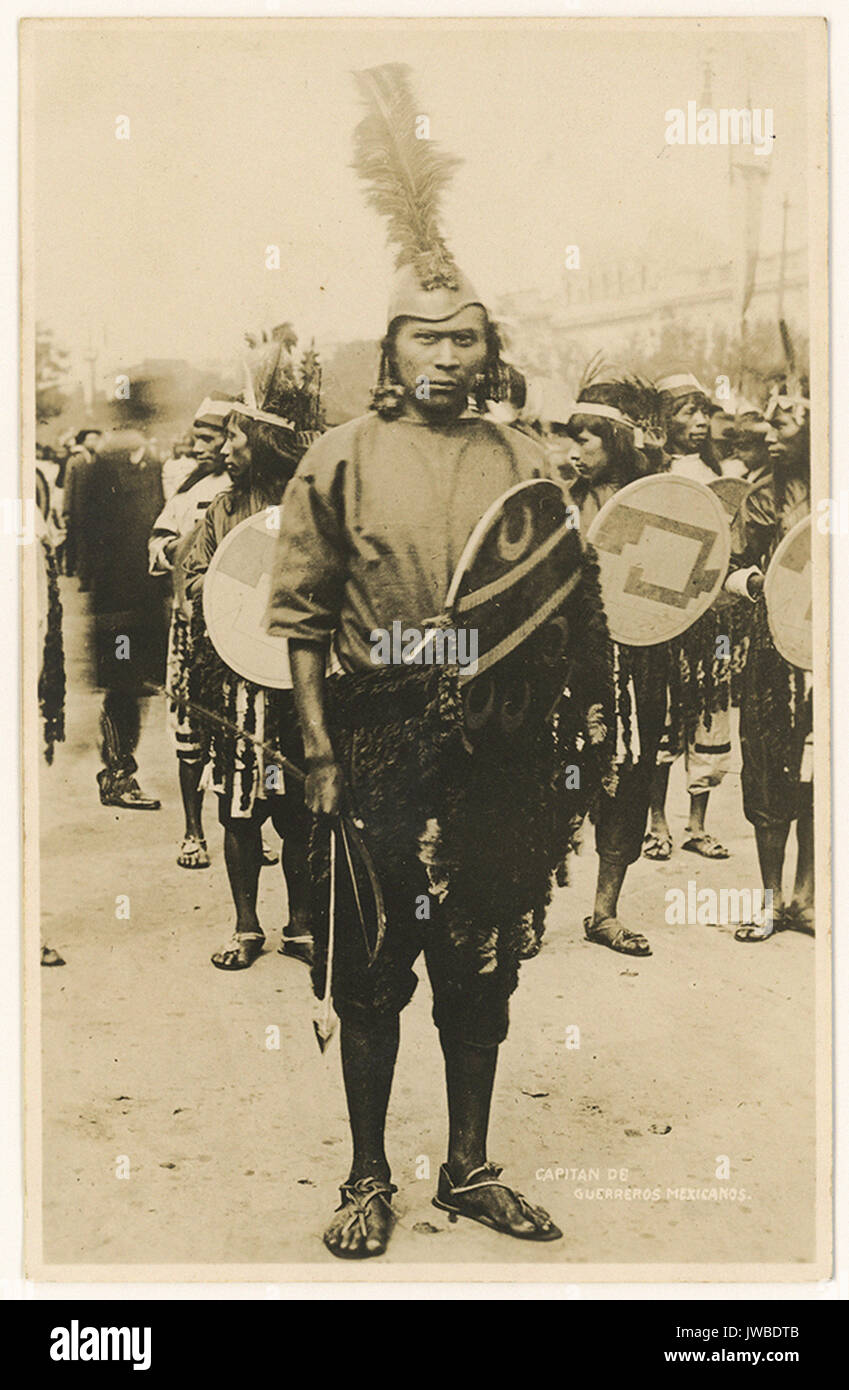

[290,640,344,816]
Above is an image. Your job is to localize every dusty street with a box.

[34,584,818,1275]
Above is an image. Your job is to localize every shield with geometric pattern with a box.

[203,511,294,688]
[764,515,812,670]
[587,474,732,646]
[445,478,585,745]
[204,511,343,687]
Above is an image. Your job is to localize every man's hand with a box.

[746,570,765,598]
[289,641,341,813]
[305,758,344,816]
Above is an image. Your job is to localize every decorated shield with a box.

[587,474,731,646]
[709,476,751,610]
[764,515,812,670]
[203,511,294,688]
[203,511,343,688]
[445,478,584,743]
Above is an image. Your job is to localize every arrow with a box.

[312,822,338,1053]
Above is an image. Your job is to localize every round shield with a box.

[709,476,751,610]
[446,478,585,743]
[203,511,293,688]
[764,515,812,670]
[587,474,731,646]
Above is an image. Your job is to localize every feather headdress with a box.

[352,63,463,291]
[573,359,663,448]
[233,324,324,438]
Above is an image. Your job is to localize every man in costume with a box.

[563,376,666,958]
[268,64,614,1257]
[149,396,234,868]
[644,373,742,863]
[161,399,231,501]
[723,396,770,485]
[184,338,322,969]
[725,388,813,940]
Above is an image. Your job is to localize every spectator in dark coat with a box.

[77,431,168,808]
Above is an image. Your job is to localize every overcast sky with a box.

[24,18,815,375]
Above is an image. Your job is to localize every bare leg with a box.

[586,856,651,955]
[593,856,628,924]
[793,798,814,915]
[322,1014,400,1257]
[222,813,263,934]
[340,1014,399,1185]
[686,790,709,837]
[178,758,204,840]
[441,1034,498,1178]
[734,822,790,941]
[269,798,312,930]
[753,822,790,910]
[648,763,672,839]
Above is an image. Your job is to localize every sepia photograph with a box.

[20,14,830,1283]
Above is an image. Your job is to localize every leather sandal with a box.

[584,915,651,956]
[323,1177,397,1259]
[735,903,793,942]
[211,931,265,970]
[278,933,314,966]
[433,1162,562,1241]
[177,835,210,869]
[682,832,730,859]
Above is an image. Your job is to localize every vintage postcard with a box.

[21,15,830,1282]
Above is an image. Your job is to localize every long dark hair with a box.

[227,413,304,510]
[371,315,508,418]
[567,381,648,487]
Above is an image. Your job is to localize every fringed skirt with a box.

[308,661,611,1009]
[188,611,303,818]
[739,598,812,828]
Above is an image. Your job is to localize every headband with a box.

[229,401,295,432]
[656,373,708,398]
[572,400,636,430]
[570,400,648,450]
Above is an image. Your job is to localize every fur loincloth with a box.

[309,553,617,1001]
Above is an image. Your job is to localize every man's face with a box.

[221,418,250,480]
[83,431,101,452]
[392,305,489,420]
[573,426,609,482]
[544,424,582,481]
[764,406,805,467]
[667,395,710,454]
[192,424,226,471]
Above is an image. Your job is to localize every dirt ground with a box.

[34,584,818,1274]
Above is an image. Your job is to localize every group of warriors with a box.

[36,63,814,1258]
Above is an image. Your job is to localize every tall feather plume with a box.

[351,63,462,290]
[576,351,608,397]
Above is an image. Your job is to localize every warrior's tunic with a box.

[729,472,811,828]
[269,413,612,1043]
[268,413,545,671]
